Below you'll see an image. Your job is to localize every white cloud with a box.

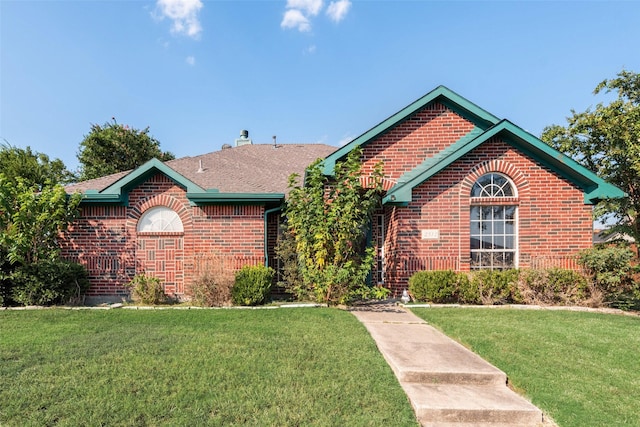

[281,0,351,33]
[286,0,323,16]
[186,56,195,66]
[155,0,203,39]
[304,44,317,54]
[281,9,312,32]
[326,0,351,23]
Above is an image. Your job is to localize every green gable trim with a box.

[383,120,625,205]
[100,158,206,195]
[322,85,500,176]
[78,158,284,207]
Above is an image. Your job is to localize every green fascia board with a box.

[383,120,626,205]
[496,121,626,203]
[100,158,207,195]
[80,190,125,204]
[187,192,285,206]
[322,85,500,176]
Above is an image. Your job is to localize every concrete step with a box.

[402,383,543,427]
[361,321,507,386]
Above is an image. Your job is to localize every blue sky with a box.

[1,0,639,173]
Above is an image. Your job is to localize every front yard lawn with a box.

[0,308,418,426]
[411,307,640,427]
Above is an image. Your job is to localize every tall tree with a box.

[284,148,384,305]
[77,119,175,181]
[541,70,640,253]
[0,142,73,189]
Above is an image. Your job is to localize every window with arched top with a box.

[470,173,517,270]
[137,206,184,233]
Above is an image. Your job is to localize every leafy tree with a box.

[77,119,175,181]
[284,147,383,305]
[0,175,82,305]
[541,70,640,254]
[0,142,74,188]
[0,175,81,265]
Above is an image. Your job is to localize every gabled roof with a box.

[382,119,626,205]
[66,144,336,206]
[316,84,624,206]
[322,85,500,175]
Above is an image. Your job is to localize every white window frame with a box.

[137,206,184,233]
[470,173,518,270]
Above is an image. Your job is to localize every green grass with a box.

[411,307,640,427]
[0,308,418,426]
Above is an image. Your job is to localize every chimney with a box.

[235,129,252,147]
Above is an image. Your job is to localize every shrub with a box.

[231,265,275,306]
[274,227,306,300]
[409,270,459,303]
[578,246,634,293]
[470,269,521,305]
[456,273,478,304]
[519,268,590,306]
[190,271,234,307]
[10,259,89,306]
[125,273,167,305]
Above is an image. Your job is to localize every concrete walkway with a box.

[350,303,550,427]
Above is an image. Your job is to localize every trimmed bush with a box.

[125,273,167,305]
[232,265,275,306]
[471,269,521,305]
[10,259,89,306]
[408,270,459,303]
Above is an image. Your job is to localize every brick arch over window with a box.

[460,159,530,199]
[125,195,193,233]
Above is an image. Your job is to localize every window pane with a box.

[505,221,514,235]
[505,236,514,249]
[493,206,504,220]
[494,236,505,249]
[471,183,483,198]
[470,206,480,221]
[470,221,481,236]
[471,173,515,198]
[483,222,493,235]
[482,207,493,220]
[471,237,480,250]
[481,235,493,249]
[505,206,516,220]
[471,252,481,267]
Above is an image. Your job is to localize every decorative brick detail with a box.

[60,172,268,298]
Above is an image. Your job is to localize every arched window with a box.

[137,206,183,233]
[470,173,516,269]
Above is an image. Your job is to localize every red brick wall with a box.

[359,102,476,181]
[60,173,266,299]
[356,106,593,295]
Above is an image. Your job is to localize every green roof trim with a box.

[322,85,500,176]
[100,158,206,195]
[79,158,284,207]
[186,192,285,206]
[382,120,626,205]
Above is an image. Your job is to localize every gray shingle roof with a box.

[65,143,336,195]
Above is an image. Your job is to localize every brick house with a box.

[62,86,624,301]
[62,142,335,302]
